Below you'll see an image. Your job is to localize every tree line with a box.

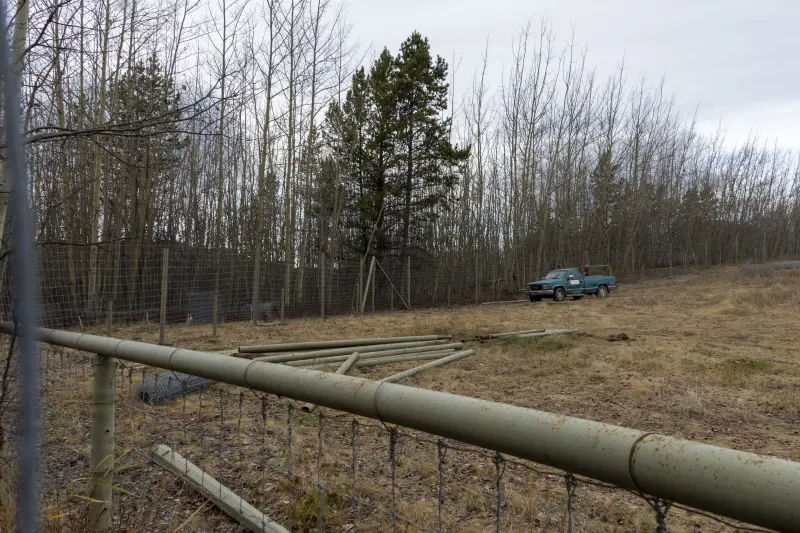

[2,0,798,315]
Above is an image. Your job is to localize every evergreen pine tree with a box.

[394,32,469,256]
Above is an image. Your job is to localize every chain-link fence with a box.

[2,340,771,533]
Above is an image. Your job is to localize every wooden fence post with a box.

[668,240,673,277]
[212,293,218,337]
[474,255,479,305]
[320,254,325,319]
[159,248,168,345]
[359,258,364,315]
[406,255,411,310]
[106,300,113,338]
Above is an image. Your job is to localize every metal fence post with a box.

[735,233,739,264]
[390,285,394,311]
[372,265,376,313]
[448,283,451,308]
[320,253,325,319]
[280,287,285,322]
[89,353,116,531]
[106,300,113,337]
[159,247,168,345]
[406,256,411,310]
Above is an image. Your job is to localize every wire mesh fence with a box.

[0,338,770,533]
[5,242,791,332]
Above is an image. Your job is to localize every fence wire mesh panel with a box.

[2,338,773,533]
[9,243,795,331]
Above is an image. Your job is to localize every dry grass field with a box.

[118,264,800,459]
[3,265,800,532]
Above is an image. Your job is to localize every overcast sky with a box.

[345,0,800,150]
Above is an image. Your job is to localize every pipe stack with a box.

[238,334,464,369]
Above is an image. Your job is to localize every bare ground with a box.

[5,265,800,532]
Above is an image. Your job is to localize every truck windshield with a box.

[544,270,568,279]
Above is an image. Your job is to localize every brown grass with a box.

[3,265,800,532]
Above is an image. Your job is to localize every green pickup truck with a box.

[526,268,617,302]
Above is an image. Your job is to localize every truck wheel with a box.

[553,287,566,302]
[597,285,609,298]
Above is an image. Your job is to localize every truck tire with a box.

[553,287,566,302]
[597,285,609,298]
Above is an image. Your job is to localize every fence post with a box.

[212,292,218,337]
[371,265,376,313]
[390,286,394,311]
[106,299,113,337]
[763,231,767,263]
[252,243,261,325]
[406,255,411,310]
[320,253,325,319]
[89,353,116,531]
[280,287,285,322]
[358,258,364,315]
[448,283,451,308]
[735,233,739,264]
[159,247,168,345]
[475,255,479,305]
[668,241,673,277]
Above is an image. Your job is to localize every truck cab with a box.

[526,268,617,302]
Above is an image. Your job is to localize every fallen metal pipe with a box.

[152,444,287,533]
[304,350,457,370]
[279,343,463,367]
[5,324,800,532]
[516,329,575,338]
[252,340,449,362]
[488,329,545,338]
[379,349,476,383]
[480,299,528,306]
[239,334,451,353]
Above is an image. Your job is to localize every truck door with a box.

[566,270,583,295]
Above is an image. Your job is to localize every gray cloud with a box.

[346,0,800,148]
